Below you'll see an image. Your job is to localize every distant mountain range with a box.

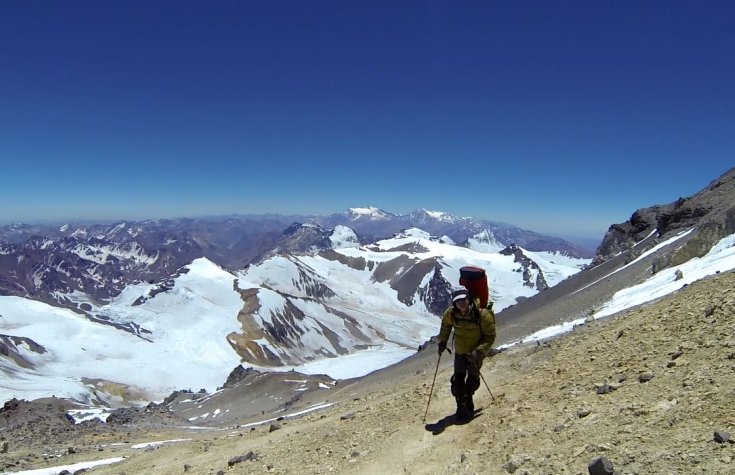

[0,207,593,257]
[310,207,594,256]
[0,208,591,309]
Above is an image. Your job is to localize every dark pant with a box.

[450,353,482,400]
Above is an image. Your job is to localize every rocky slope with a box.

[595,167,735,266]
[2,270,733,474]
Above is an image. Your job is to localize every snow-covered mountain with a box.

[345,206,396,221]
[0,216,300,272]
[405,209,458,225]
[311,207,592,257]
[329,225,360,249]
[232,227,586,368]
[0,226,588,406]
[0,259,244,405]
[466,229,505,253]
[0,232,205,308]
[0,208,589,313]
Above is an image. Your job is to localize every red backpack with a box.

[459,266,489,309]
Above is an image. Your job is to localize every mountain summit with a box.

[346,206,396,221]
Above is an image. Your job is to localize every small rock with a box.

[588,456,614,475]
[578,409,591,418]
[669,348,683,360]
[340,412,355,421]
[269,423,281,433]
[503,458,520,474]
[503,454,530,474]
[184,464,192,472]
[638,372,654,383]
[713,431,731,444]
[228,451,257,466]
[596,382,615,395]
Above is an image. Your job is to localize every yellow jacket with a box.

[439,299,496,355]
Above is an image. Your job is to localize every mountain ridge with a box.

[0,208,592,313]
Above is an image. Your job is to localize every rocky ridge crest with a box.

[595,167,735,267]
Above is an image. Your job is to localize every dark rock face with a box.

[0,232,203,308]
[0,335,47,369]
[106,399,188,426]
[595,209,660,261]
[259,223,333,260]
[220,366,257,389]
[422,265,453,315]
[0,218,299,313]
[262,299,307,345]
[594,167,735,267]
[293,264,336,300]
[319,249,367,271]
[499,244,549,290]
[0,397,76,441]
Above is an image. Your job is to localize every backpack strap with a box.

[472,304,481,324]
[451,301,482,326]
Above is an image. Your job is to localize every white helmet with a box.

[451,286,469,302]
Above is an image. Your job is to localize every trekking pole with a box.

[470,356,496,403]
[422,352,442,423]
[478,370,496,403]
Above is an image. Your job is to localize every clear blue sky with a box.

[1,1,733,240]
